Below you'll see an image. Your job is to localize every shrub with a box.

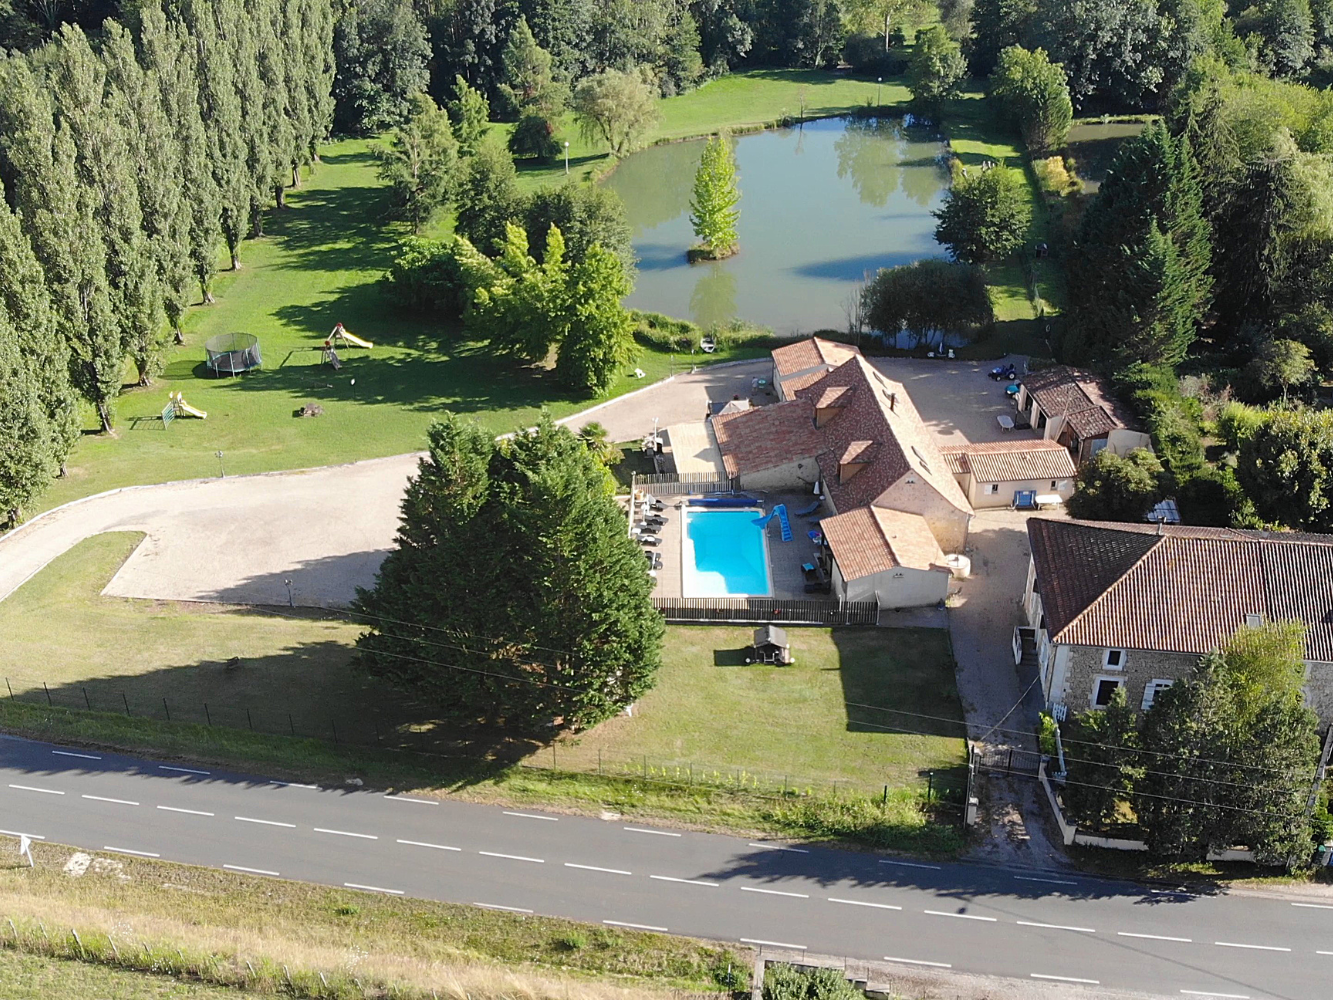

[382,235,500,320]
[1114,363,1206,480]
[1038,712,1058,758]
[1216,401,1271,452]
[765,965,862,1000]
[508,113,562,160]
[1032,155,1082,197]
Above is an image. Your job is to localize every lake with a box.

[603,116,950,334]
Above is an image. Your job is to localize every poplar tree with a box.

[0,184,76,513]
[556,243,635,393]
[689,132,741,258]
[103,21,192,373]
[224,2,275,236]
[0,57,120,432]
[50,25,165,393]
[140,6,223,304]
[185,0,250,271]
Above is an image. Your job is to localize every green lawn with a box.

[37,138,754,515]
[554,626,966,792]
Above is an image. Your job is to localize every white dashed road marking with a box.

[1214,941,1290,952]
[829,897,902,910]
[748,842,810,853]
[650,875,718,887]
[884,956,951,968]
[604,920,668,931]
[566,863,632,875]
[1017,921,1095,933]
[1118,932,1192,943]
[1292,902,1333,910]
[8,784,62,795]
[741,886,809,898]
[383,795,438,805]
[624,826,680,837]
[479,851,544,863]
[879,859,941,870]
[344,883,403,895]
[0,830,44,839]
[397,839,460,851]
[157,805,214,816]
[504,811,558,821]
[742,938,805,950]
[924,910,996,922]
[1014,876,1078,886]
[103,846,159,858]
[1180,992,1250,998]
[224,864,280,876]
[1031,974,1099,984]
[234,816,295,828]
[158,766,209,775]
[82,794,138,806]
[474,902,533,913]
[314,828,377,840]
[52,750,100,760]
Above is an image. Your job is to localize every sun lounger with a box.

[794,500,822,517]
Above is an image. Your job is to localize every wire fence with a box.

[1,675,968,809]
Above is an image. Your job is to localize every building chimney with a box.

[889,392,896,411]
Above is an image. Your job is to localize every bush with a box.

[844,31,907,77]
[1175,464,1247,527]
[508,113,562,160]
[1038,712,1058,758]
[765,965,862,1000]
[1216,401,1270,452]
[1113,363,1206,480]
[630,311,780,353]
[1032,155,1082,197]
[381,236,470,318]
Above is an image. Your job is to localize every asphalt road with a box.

[1,735,1329,1000]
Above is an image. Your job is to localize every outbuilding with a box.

[748,625,793,665]
[821,506,951,609]
[939,439,1077,509]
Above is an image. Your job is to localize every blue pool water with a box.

[682,509,772,597]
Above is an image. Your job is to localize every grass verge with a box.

[0,950,244,1000]
[0,698,965,856]
[0,841,744,998]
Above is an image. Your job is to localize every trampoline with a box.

[204,332,262,376]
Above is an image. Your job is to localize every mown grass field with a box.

[0,534,966,852]
[554,625,966,792]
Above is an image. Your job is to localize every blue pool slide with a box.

[753,504,793,541]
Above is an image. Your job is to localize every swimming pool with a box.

[682,509,772,597]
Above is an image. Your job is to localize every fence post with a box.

[927,770,934,801]
[330,720,338,744]
[82,688,90,710]
[5,678,12,699]
[43,683,51,707]
[246,708,253,731]
[552,742,556,770]
[288,713,295,736]
[162,697,170,721]
[204,703,211,727]
[1008,747,1014,773]
[121,692,130,716]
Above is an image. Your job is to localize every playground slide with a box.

[339,329,373,349]
[170,393,207,418]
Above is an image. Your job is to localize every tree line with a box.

[0,0,335,522]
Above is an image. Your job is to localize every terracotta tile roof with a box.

[840,440,878,465]
[939,439,1076,483]
[824,506,948,580]
[711,399,822,478]
[1020,366,1140,438]
[1028,518,1333,661]
[793,356,972,516]
[813,385,855,409]
[771,337,863,378]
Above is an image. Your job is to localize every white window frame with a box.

[1244,613,1264,628]
[985,483,1000,495]
[1141,678,1174,711]
[1091,675,1124,709]
[1103,648,1127,671]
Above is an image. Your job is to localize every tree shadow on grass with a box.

[832,627,964,739]
[23,633,544,784]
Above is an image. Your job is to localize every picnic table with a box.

[996,414,1015,432]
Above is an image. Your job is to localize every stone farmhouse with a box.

[1024,518,1333,722]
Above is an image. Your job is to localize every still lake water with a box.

[603,117,950,333]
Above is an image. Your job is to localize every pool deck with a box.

[642,492,823,601]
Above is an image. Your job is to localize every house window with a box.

[985,484,1000,495]
[1050,481,1058,490]
[1092,676,1124,708]
[1103,648,1126,670]
[1141,679,1174,711]
[1245,613,1264,628]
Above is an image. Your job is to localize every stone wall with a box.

[1058,644,1198,713]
